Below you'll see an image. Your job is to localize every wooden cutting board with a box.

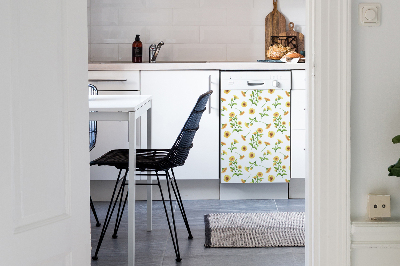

[279,22,304,52]
[265,0,286,59]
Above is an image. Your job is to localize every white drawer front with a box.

[292,70,306,90]
[221,71,292,90]
[88,71,140,91]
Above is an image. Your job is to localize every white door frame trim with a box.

[306,0,351,265]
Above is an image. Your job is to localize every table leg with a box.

[147,105,152,232]
[128,112,136,266]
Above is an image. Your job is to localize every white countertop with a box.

[89,62,306,71]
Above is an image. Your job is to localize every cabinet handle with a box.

[88,79,127,82]
[247,81,264,86]
[208,75,212,114]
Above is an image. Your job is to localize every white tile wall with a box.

[88,0,305,62]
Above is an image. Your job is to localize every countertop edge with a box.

[88,62,307,71]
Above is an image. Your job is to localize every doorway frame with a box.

[306,0,351,265]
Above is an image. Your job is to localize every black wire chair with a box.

[90,90,213,262]
[89,84,101,227]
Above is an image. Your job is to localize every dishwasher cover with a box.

[220,72,291,184]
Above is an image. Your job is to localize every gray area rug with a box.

[204,212,305,248]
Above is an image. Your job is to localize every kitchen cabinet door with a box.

[291,90,306,130]
[141,70,219,180]
[291,129,306,179]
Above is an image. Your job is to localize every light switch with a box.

[359,3,381,26]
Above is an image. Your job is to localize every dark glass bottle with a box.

[132,35,142,63]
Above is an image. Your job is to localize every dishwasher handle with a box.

[247,81,265,86]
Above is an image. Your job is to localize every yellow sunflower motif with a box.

[273,156,279,161]
[229,156,235,161]
[267,150,271,155]
[229,162,232,166]
[284,111,289,115]
[273,112,279,118]
[241,91,246,97]
[241,179,246,183]
[257,172,263,177]
[264,98,271,102]
[282,121,286,126]
[238,165,242,169]
[240,155,245,159]
[221,142,226,146]
[253,176,257,179]
[241,101,247,107]
[257,128,263,133]
[222,150,227,155]
[241,135,246,141]
[239,111,245,115]
[221,98,226,102]
[221,124,227,129]
[234,95,239,99]
[285,135,290,141]
[267,106,272,111]
[221,168,227,173]
[282,165,286,170]
[224,90,230,94]
[223,106,227,111]
[266,124,271,129]
[249,152,255,159]
[245,167,249,172]
[284,155,289,160]
[238,121,242,126]
[241,145,247,152]
[229,118,232,122]
[249,108,255,115]
[258,96,262,101]
[234,139,239,144]
[245,123,249,128]
[224,131,231,138]
[268,89,275,94]
[268,175,275,182]
[264,142,270,146]
[278,95,283,100]
[286,102,290,107]
[268,131,275,138]
[278,139,283,144]
[286,146,290,151]
[224,175,231,182]
[285,91,290,97]
[285,179,290,183]
[229,112,235,117]
[266,167,272,173]
[258,140,262,145]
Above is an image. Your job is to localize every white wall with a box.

[87,0,305,62]
[351,1,400,264]
[351,0,400,220]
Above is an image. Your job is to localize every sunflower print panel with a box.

[220,89,290,183]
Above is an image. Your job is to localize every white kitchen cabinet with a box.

[88,71,141,180]
[291,129,306,179]
[141,70,219,180]
[291,90,306,130]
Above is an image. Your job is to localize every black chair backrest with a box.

[89,84,98,151]
[163,90,213,169]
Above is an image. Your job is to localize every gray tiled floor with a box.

[91,199,305,266]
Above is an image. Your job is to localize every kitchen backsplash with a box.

[88,0,305,62]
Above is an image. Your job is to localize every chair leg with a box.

[90,196,101,227]
[168,169,193,239]
[112,178,128,239]
[156,171,182,262]
[92,169,128,261]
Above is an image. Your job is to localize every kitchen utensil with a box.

[279,22,304,52]
[265,0,287,59]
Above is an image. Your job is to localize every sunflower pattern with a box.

[220,89,290,183]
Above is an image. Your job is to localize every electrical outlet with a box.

[368,194,391,219]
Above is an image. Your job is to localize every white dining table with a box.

[89,94,152,266]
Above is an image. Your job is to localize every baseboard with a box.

[351,220,400,266]
[90,179,220,201]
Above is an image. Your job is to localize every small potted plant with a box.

[388,135,400,176]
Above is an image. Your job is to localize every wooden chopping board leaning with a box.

[265,0,286,59]
[280,22,304,53]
